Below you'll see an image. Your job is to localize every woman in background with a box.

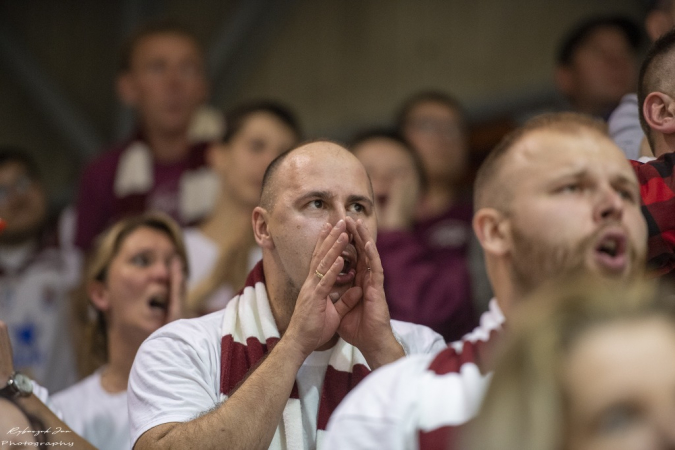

[53,212,187,450]
[463,276,675,450]
[185,101,301,313]
[350,129,477,341]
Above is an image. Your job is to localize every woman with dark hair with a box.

[52,212,188,450]
[185,101,301,313]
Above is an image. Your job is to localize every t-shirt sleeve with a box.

[127,318,221,447]
[324,354,432,450]
[391,320,447,355]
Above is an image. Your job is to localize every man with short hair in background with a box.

[74,20,213,251]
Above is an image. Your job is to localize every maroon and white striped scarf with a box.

[219,261,370,449]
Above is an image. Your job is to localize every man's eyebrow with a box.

[613,173,639,190]
[347,194,373,206]
[296,190,334,203]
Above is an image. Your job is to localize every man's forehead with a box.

[277,143,372,197]
[513,129,626,166]
[132,33,202,61]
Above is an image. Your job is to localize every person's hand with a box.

[378,173,420,231]
[0,320,14,387]
[283,220,360,359]
[166,256,186,323]
[338,217,404,369]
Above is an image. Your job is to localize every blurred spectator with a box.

[463,276,675,450]
[53,213,187,450]
[396,91,492,313]
[350,129,477,341]
[609,0,675,160]
[0,147,79,393]
[74,20,215,251]
[185,101,301,313]
[555,16,642,119]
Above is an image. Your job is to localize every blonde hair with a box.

[462,275,675,450]
[73,212,189,377]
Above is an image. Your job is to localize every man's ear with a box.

[643,92,675,135]
[252,206,274,249]
[554,65,575,98]
[473,208,511,257]
[88,280,110,313]
[116,73,138,107]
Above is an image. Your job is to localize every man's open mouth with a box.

[337,244,358,283]
[593,231,628,274]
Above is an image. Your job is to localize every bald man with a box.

[323,113,648,450]
[128,141,446,450]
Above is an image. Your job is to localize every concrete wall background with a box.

[0,0,644,204]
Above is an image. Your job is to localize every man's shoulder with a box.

[145,309,225,349]
[390,319,447,355]
[335,351,437,419]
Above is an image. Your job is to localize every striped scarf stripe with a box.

[219,261,371,449]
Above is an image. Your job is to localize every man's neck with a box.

[261,259,297,337]
[654,134,675,159]
[143,126,191,164]
[485,259,518,322]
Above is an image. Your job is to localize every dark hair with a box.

[118,19,203,73]
[557,16,642,65]
[395,90,467,131]
[223,101,302,144]
[349,127,428,192]
[0,146,41,181]
[638,28,675,146]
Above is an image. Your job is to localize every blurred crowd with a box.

[1,3,675,450]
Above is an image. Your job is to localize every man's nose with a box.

[329,210,355,241]
[594,185,625,223]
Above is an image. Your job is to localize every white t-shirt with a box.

[183,228,262,311]
[323,299,505,450]
[52,370,129,450]
[0,240,81,392]
[128,310,446,449]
